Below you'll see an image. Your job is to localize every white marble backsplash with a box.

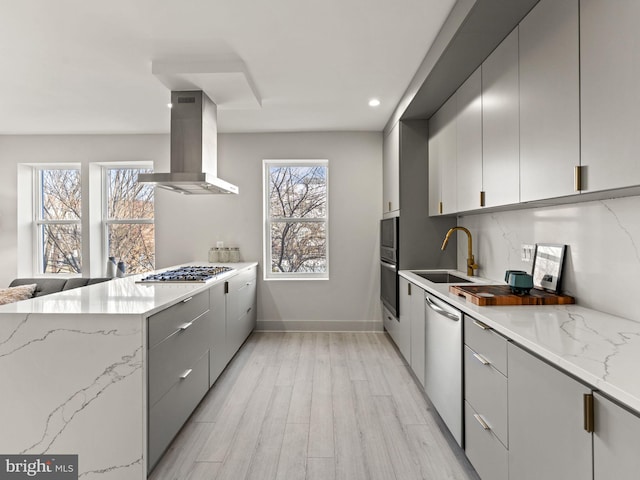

[457,195,640,322]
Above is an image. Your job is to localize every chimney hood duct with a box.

[138,91,239,195]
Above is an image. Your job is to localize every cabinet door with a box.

[383,122,400,215]
[396,277,412,362]
[482,27,520,208]
[508,343,592,480]
[593,392,640,479]
[581,0,640,192]
[428,94,457,215]
[409,283,425,387]
[519,0,579,202]
[209,281,227,385]
[456,67,483,212]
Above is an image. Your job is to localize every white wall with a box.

[155,131,383,330]
[0,135,168,284]
[0,132,383,330]
[457,195,640,321]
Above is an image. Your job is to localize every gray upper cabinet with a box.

[428,93,457,215]
[519,0,580,202]
[482,27,520,208]
[593,393,640,479]
[508,343,592,480]
[456,67,483,212]
[581,0,640,192]
[383,121,400,215]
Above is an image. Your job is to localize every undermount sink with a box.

[413,272,472,283]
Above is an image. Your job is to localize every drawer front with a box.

[465,401,508,480]
[382,306,396,339]
[227,266,256,293]
[464,315,508,375]
[148,310,211,407]
[148,351,209,471]
[148,290,209,348]
[464,345,508,446]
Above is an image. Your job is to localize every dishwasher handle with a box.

[426,295,460,322]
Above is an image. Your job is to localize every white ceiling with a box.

[0,0,455,134]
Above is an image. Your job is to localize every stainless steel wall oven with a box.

[380,217,399,316]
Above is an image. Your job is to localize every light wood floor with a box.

[149,331,479,480]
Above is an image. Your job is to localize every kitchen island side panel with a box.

[0,312,146,480]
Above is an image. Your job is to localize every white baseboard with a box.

[255,320,384,332]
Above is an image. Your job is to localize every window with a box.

[263,160,328,280]
[35,167,82,274]
[104,167,155,274]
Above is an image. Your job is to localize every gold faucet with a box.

[441,226,479,276]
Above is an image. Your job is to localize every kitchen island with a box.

[0,262,257,480]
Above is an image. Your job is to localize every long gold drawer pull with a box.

[180,369,193,380]
[584,393,594,433]
[182,296,193,303]
[474,413,490,430]
[473,352,491,366]
[473,319,490,330]
[178,322,194,331]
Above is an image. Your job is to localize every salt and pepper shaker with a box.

[116,261,126,278]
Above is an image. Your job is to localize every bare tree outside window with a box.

[38,169,82,274]
[265,161,328,278]
[106,168,155,274]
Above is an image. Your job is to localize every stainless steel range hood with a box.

[139,90,239,195]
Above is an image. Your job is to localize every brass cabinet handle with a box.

[473,319,490,330]
[182,296,193,303]
[575,165,584,192]
[584,393,594,433]
[473,352,491,366]
[474,413,490,430]
[438,201,443,214]
[408,283,412,296]
[480,191,486,207]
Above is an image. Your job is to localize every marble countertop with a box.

[0,262,258,317]
[400,269,640,413]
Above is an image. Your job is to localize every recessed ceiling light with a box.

[368,98,381,107]
[167,103,173,109]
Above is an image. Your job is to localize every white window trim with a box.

[32,164,82,277]
[262,159,329,281]
[100,163,154,275]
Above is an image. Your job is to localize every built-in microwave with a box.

[380,217,398,264]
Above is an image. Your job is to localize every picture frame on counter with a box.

[532,243,567,293]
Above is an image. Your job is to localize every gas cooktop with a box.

[137,266,233,283]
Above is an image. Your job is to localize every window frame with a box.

[262,159,329,281]
[32,164,82,276]
[101,163,155,275]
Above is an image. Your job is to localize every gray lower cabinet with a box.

[593,392,640,479]
[408,282,425,387]
[464,316,508,480]
[147,290,211,470]
[148,351,209,470]
[208,281,227,386]
[225,265,257,360]
[507,342,592,480]
[396,277,412,362]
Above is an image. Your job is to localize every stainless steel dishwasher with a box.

[424,292,463,446]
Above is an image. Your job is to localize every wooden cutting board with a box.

[449,284,575,306]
